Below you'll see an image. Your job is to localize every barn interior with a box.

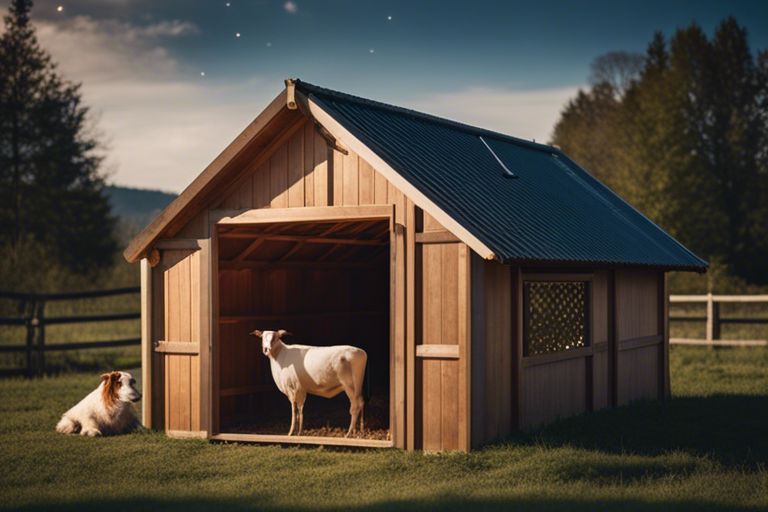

[216,219,391,439]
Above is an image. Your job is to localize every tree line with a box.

[552,18,768,284]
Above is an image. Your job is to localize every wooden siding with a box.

[159,249,202,433]
[616,269,662,405]
[470,256,512,447]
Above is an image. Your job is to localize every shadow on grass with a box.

[509,394,768,466]
[3,496,758,512]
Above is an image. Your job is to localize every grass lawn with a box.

[0,346,766,511]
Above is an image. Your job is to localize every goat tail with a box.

[363,357,371,403]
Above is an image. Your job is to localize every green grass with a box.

[0,347,766,511]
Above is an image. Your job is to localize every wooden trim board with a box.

[211,432,393,448]
[213,205,393,225]
[416,344,459,359]
[140,258,152,428]
[155,341,200,354]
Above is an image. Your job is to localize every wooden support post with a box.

[36,301,45,377]
[140,258,153,427]
[25,300,35,378]
[658,271,670,400]
[706,294,713,343]
[712,301,721,341]
[608,270,618,407]
[511,267,523,430]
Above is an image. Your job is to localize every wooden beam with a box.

[221,233,387,246]
[521,345,593,368]
[213,205,393,225]
[415,231,460,244]
[458,243,471,452]
[234,237,267,262]
[218,260,380,270]
[154,341,200,354]
[277,222,355,261]
[608,270,618,408]
[140,258,152,428]
[415,344,459,359]
[210,432,393,448]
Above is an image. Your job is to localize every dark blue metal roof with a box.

[296,80,707,271]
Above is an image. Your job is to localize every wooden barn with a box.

[124,79,707,451]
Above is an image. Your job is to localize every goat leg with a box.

[287,400,296,436]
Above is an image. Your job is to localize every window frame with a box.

[521,273,593,359]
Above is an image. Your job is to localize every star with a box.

[369,48,375,54]
[236,32,241,38]
[56,5,63,12]
[266,42,272,47]
[387,15,392,21]
[200,72,206,77]
[225,2,231,5]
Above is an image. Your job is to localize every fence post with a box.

[36,300,46,376]
[705,293,714,347]
[24,299,35,377]
[712,300,721,341]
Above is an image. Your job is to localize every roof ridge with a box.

[294,79,557,155]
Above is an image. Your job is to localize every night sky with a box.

[14,0,768,192]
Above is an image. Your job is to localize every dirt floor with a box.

[225,389,390,440]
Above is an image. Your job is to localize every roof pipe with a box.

[285,78,298,110]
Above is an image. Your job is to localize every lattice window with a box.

[523,281,589,356]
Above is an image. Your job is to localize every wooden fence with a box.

[670,294,768,347]
[0,288,140,377]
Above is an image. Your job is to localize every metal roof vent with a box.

[479,136,518,179]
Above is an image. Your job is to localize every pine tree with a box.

[0,0,117,275]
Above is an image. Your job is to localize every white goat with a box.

[250,329,367,437]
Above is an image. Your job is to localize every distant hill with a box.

[105,185,177,243]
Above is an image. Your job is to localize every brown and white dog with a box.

[55,371,141,436]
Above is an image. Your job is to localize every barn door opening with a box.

[211,212,396,448]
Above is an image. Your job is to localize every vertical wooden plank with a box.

[342,152,359,205]
[333,149,343,206]
[314,135,329,207]
[441,244,458,345]
[140,258,152,428]
[658,271,670,399]
[190,355,200,431]
[152,264,165,429]
[238,173,253,209]
[423,359,441,451]
[358,159,374,205]
[423,245,442,345]
[511,267,523,430]
[405,199,417,451]
[303,122,315,207]
[374,170,388,204]
[211,224,221,435]
[287,127,304,207]
[609,270,618,407]
[457,244,471,451]
[179,355,191,430]
[440,360,459,450]
[254,161,270,208]
[394,220,406,449]
[199,238,211,435]
[178,255,191,343]
[190,252,200,344]
[270,144,288,208]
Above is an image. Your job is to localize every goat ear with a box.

[277,329,292,338]
[250,330,263,338]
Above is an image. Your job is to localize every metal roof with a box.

[296,80,707,271]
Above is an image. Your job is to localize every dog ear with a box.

[277,329,292,338]
[100,373,110,382]
[249,330,263,338]
[110,371,121,382]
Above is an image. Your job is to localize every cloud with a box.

[407,86,582,144]
[29,15,275,192]
[283,1,298,14]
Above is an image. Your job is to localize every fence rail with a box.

[670,294,768,347]
[0,288,140,377]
